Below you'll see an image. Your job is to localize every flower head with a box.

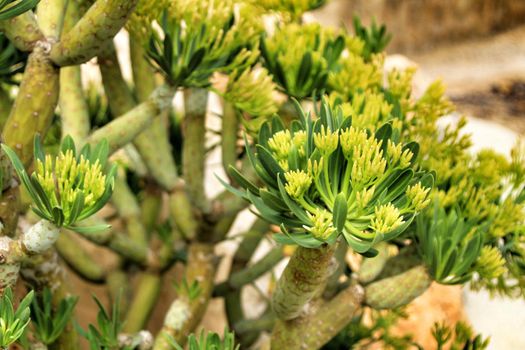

[305,208,336,241]
[406,182,431,212]
[2,136,116,229]
[284,170,312,199]
[370,204,404,234]
[313,126,338,155]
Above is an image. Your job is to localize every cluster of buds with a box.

[2,136,115,231]
[223,99,433,255]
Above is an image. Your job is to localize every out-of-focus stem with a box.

[182,88,209,214]
[224,220,269,345]
[107,269,130,317]
[50,0,139,66]
[0,12,43,51]
[140,185,162,231]
[2,45,59,167]
[59,65,90,145]
[55,231,106,282]
[85,85,174,155]
[221,101,238,175]
[272,245,335,321]
[234,312,276,336]
[0,87,12,125]
[153,243,216,349]
[123,272,161,333]
[99,43,179,190]
[215,246,283,296]
[36,0,68,40]
[270,285,364,349]
[129,34,156,103]
[169,183,197,240]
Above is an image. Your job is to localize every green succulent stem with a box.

[365,264,432,310]
[129,34,156,103]
[358,242,391,284]
[215,246,283,296]
[221,100,239,175]
[182,88,209,214]
[86,85,174,155]
[270,285,364,350]
[55,231,106,282]
[112,173,148,245]
[154,243,216,349]
[123,272,161,333]
[50,0,139,66]
[0,87,11,125]
[59,66,90,145]
[2,45,59,167]
[234,312,276,336]
[272,245,335,321]
[169,184,198,240]
[59,0,90,145]
[36,0,68,40]
[99,43,179,190]
[0,11,43,51]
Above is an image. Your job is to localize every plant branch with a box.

[0,11,43,51]
[50,0,139,66]
[36,0,68,40]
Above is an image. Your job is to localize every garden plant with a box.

[0,0,524,349]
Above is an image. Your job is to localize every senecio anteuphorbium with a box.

[1,135,116,254]
[221,99,434,256]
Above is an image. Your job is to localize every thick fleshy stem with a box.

[0,87,11,125]
[153,243,216,349]
[98,44,179,190]
[270,285,364,350]
[50,0,139,66]
[55,231,106,282]
[123,272,161,333]
[358,241,391,284]
[221,100,239,177]
[36,0,68,40]
[183,88,209,214]
[272,245,336,321]
[86,85,175,155]
[2,44,59,167]
[365,264,432,310]
[0,11,44,51]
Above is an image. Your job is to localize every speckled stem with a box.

[182,88,209,214]
[272,245,335,321]
[323,241,348,299]
[36,0,69,40]
[86,85,174,154]
[153,243,216,349]
[99,45,179,190]
[50,0,139,66]
[55,230,106,282]
[2,44,59,166]
[0,11,44,51]
[270,285,364,350]
[0,236,25,294]
[221,100,238,175]
[123,272,161,333]
[365,264,432,310]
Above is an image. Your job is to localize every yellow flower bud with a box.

[313,125,338,155]
[475,246,506,280]
[370,203,404,233]
[284,170,312,199]
[406,182,431,211]
[356,186,375,209]
[304,208,336,240]
[268,130,292,160]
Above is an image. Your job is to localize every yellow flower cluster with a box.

[284,170,313,199]
[370,203,404,234]
[304,208,336,240]
[35,150,106,217]
[475,246,506,280]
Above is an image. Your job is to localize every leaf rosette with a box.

[220,99,434,256]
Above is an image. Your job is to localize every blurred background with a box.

[73,1,525,348]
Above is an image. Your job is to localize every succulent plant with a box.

[222,98,433,255]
